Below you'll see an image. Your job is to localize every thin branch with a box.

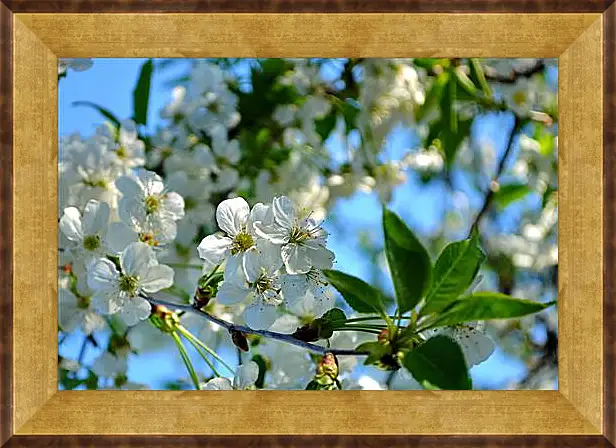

[145,296,369,357]
[468,115,521,236]
[385,370,397,389]
[483,60,546,84]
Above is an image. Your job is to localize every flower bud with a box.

[316,352,339,381]
[231,330,249,352]
[149,305,181,334]
[193,286,213,309]
[377,328,391,344]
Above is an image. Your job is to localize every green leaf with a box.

[323,270,385,314]
[421,232,485,316]
[494,183,532,210]
[444,76,458,134]
[72,101,121,129]
[340,101,360,133]
[413,58,451,70]
[533,125,556,157]
[251,354,268,389]
[426,293,551,329]
[383,209,432,313]
[403,335,471,390]
[132,59,154,126]
[314,111,338,142]
[468,59,491,96]
[356,341,390,366]
[415,72,449,122]
[305,380,320,390]
[454,68,477,97]
[320,308,347,332]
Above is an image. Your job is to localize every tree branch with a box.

[145,296,369,357]
[469,116,521,236]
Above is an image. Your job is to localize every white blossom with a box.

[197,197,272,274]
[87,242,174,326]
[255,195,334,275]
[59,199,111,264]
[201,361,259,390]
[216,240,283,330]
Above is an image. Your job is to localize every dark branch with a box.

[145,296,369,357]
[469,115,521,235]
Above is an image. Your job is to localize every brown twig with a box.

[469,115,521,236]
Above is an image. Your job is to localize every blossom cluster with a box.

[197,196,335,329]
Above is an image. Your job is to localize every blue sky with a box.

[59,58,541,390]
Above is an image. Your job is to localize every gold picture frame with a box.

[1,2,614,446]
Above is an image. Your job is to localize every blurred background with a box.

[59,58,558,390]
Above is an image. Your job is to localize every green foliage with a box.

[383,209,432,313]
[403,335,471,390]
[423,293,551,330]
[494,183,532,210]
[468,58,491,96]
[356,341,392,366]
[133,59,154,126]
[317,308,347,338]
[421,231,485,315]
[251,354,268,389]
[314,112,338,142]
[72,101,121,129]
[421,70,474,169]
[323,269,386,315]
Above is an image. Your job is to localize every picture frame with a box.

[0,1,614,446]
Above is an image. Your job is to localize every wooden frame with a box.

[0,1,614,447]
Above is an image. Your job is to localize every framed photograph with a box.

[1,1,615,446]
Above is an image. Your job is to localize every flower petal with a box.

[243,302,279,330]
[82,199,110,236]
[119,196,147,228]
[451,326,495,367]
[202,377,233,390]
[281,244,312,275]
[91,290,124,315]
[59,207,84,243]
[224,254,247,285]
[161,192,185,221]
[138,170,165,195]
[106,222,138,253]
[233,361,259,389]
[87,258,119,292]
[120,242,155,277]
[81,313,107,335]
[216,197,249,236]
[272,196,295,229]
[197,233,232,268]
[241,248,264,283]
[247,202,273,230]
[118,297,152,326]
[115,175,142,198]
[304,242,335,270]
[140,264,175,293]
[217,281,250,305]
[280,274,310,307]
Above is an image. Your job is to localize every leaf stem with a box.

[177,330,223,378]
[165,263,204,270]
[171,331,201,390]
[177,325,234,375]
